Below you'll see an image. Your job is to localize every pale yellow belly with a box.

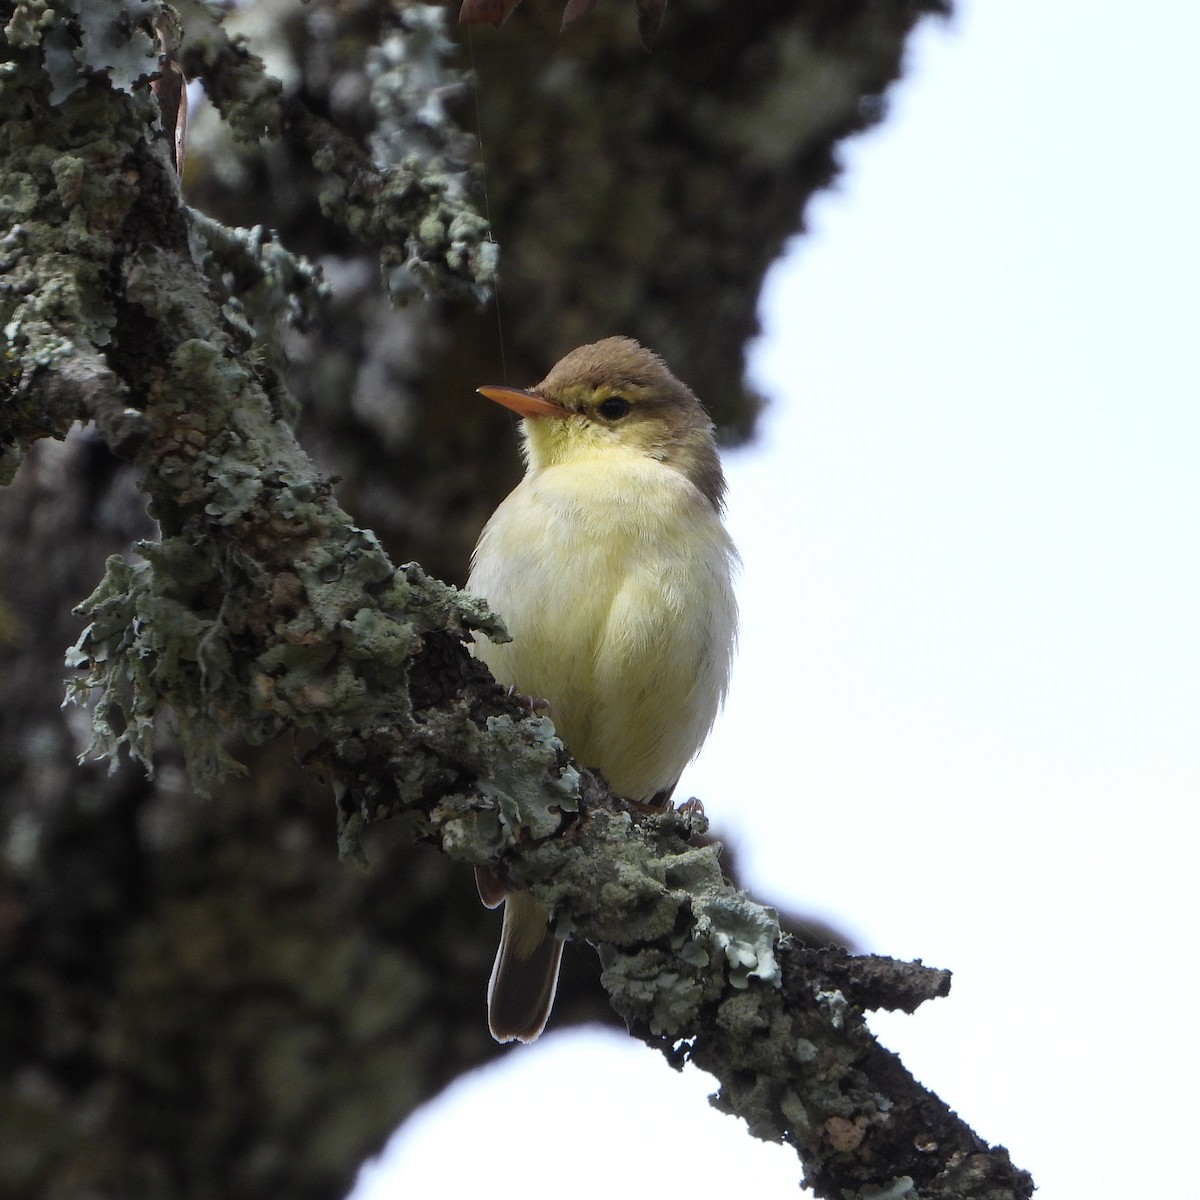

[468,457,737,801]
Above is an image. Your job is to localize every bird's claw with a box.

[506,684,552,717]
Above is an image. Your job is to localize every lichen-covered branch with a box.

[174,0,497,304]
[1,5,1031,1199]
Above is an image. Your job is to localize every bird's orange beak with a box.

[477,385,566,420]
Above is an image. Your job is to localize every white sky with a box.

[355,2,1200,1196]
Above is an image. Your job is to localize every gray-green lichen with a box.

[478,806,787,1039]
[65,521,503,800]
[188,209,330,387]
[364,7,498,304]
[431,712,579,870]
[0,0,159,480]
[467,714,580,840]
[5,0,159,107]
[176,0,496,306]
[696,891,781,988]
[814,986,848,1029]
[171,0,282,138]
[66,547,247,787]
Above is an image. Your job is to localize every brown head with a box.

[478,337,726,511]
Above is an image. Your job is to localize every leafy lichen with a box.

[0,4,158,477]
[176,0,495,306]
[65,522,506,799]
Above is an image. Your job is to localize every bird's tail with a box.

[485,887,563,1044]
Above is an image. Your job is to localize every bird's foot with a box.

[624,793,707,834]
[624,786,674,815]
[506,684,552,717]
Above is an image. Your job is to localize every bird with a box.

[466,336,738,1043]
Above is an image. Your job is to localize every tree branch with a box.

[1,5,1031,1198]
[174,0,496,304]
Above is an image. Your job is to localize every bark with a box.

[0,4,1034,1200]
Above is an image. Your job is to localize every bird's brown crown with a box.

[528,337,726,511]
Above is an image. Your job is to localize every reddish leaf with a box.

[636,0,667,47]
[561,0,603,29]
[459,0,523,27]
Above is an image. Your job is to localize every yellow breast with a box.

[468,449,737,801]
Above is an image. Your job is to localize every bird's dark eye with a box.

[597,395,630,420]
